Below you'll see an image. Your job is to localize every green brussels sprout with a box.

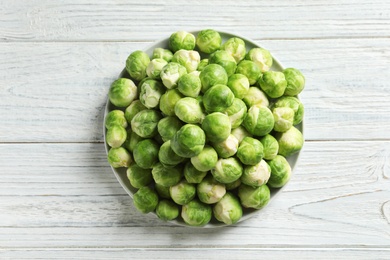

[170,180,196,205]
[126,164,153,189]
[199,64,228,93]
[236,137,264,166]
[238,184,270,209]
[126,50,150,81]
[209,50,237,76]
[267,155,291,188]
[184,161,208,184]
[273,107,294,132]
[152,162,183,187]
[160,62,187,89]
[242,87,269,108]
[274,126,304,157]
[283,68,305,96]
[139,79,164,109]
[177,73,202,98]
[123,130,144,153]
[190,145,218,172]
[225,179,241,190]
[231,126,252,144]
[221,37,246,63]
[241,159,271,187]
[171,124,206,158]
[227,74,250,99]
[156,200,179,221]
[158,140,185,167]
[172,50,201,73]
[133,139,159,169]
[181,199,212,226]
[106,125,127,148]
[131,109,162,138]
[152,48,174,62]
[213,192,242,225]
[203,84,235,113]
[225,98,247,129]
[196,29,222,54]
[159,89,183,116]
[109,78,138,107]
[258,71,287,98]
[245,47,273,72]
[169,31,196,52]
[146,58,168,79]
[197,58,209,71]
[107,147,132,168]
[259,134,279,160]
[197,175,226,204]
[155,183,171,199]
[273,96,304,125]
[133,186,159,214]
[212,134,239,159]
[211,157,243,184]
[105,110,128,129]
[124,100,147,124]
[242,105,274,136]
[157,116,183,142]
[236,60,262,85]
[201,112,231,143]
[174,97,205,124]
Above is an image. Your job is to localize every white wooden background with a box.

[1,0,390,259]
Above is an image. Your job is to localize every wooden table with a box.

[1,1,389,259]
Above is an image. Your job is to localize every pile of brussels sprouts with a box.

[105,29,305,226]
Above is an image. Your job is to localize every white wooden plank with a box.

[1,0,390,41]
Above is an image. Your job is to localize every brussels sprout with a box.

[123,130,144,153]
[242,87,269,108]
[177,73,202,98]
[158,140,185,167]
[139,79,164,109]
[107,147,132,168]
[199,64,228,93]
[174,97,205,124]
[274,126,304,157]
[212,134,239,159]
[227,74,250,99]
[133,139,159,169]
[160,62,187,89]
[196,29,222,54]
[170,180,196,205]
[172,50,201,73]
[283,68,305,96]
[201,112,231,143]
[273,107,294,132]
[155,183,171,199]
[124,100,147,124]
[146,58,168,79]
[259,134,279,160]
[105,110,128,129]
[211,157,243,184]
[159,89,183,116]
[197,175,226,204]
[225,179,241,190]
[152,48,174,62]
[241,160,271,187]
[225,98,247,129]
[152,162,183,187]
[238,184,270,209]
[209,50,237,76]
[156,200,179,221]
[169,31,196,52]
[171,124,206,158]
[197,58,209,71]
[190,145,218,172]
[157,116,183,142]
[126,51,150,81]
[242,105,274,136]
[126,164,153,189]
[221,37,246,63]
[245,47,273,72]
[181,199,212,226]
[236,60,262,85]
[203,84,235,113]
[109,78,138,107]
[258,71,287,98]
[273,96,304,125]
[267,155,291,188]
[236,137,264,166]
[184,161,208,184]
[133,186,159,214]
[106,125,127,148]
[131,109,162,138]
[213,192,242,225]
[231,126,252,144]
